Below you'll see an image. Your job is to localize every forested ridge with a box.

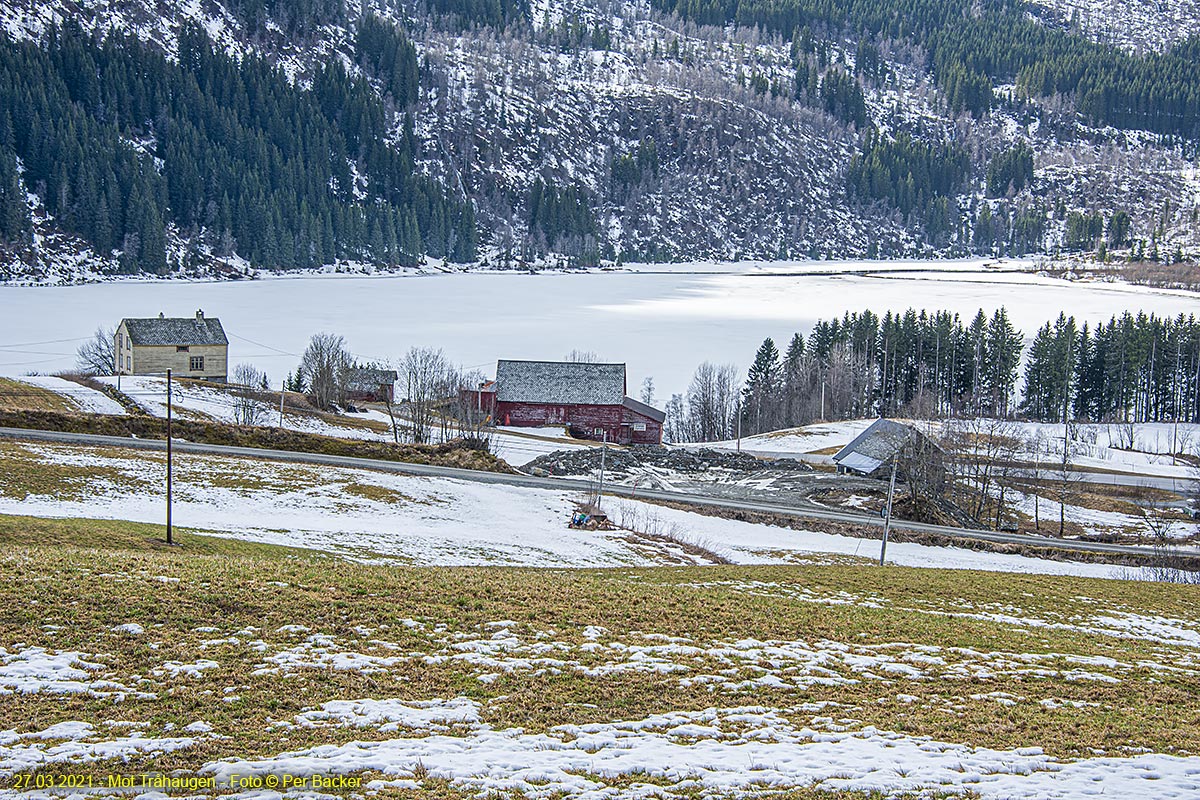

[0,16,474,274]
[692,308,1200,442]
[0,0,1196,274]
[655,0,1200,137]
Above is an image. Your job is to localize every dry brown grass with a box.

[0,409,513,472]
[0,378,79,413]
[1,512,1197,786]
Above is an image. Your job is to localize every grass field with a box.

[2,514,1199,797]
[0,378,79,414]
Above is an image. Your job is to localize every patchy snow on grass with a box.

[200,702,1200,798]
[0,441,646,568]
[94,375,392,441]
[292,697,480,732]
[0,646,151,699]
[0,647,105,696]
[0,721,198,774]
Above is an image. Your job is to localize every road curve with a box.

[0,426,1174,559]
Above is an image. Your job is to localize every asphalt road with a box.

[0,426,1180,559]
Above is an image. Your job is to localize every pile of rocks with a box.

[526,445,808,476]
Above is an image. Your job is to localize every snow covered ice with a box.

[5,263,1200,398]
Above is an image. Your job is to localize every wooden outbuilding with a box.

[347,366,398,403]
[492,359,664,444]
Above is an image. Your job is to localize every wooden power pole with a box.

[880,454,897,566]
[166,368,173,545]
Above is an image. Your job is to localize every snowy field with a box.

[92,375,396,442]
[0,439,1160,578]
[4,261,1200,399]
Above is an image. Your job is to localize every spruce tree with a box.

[743,338,782,433]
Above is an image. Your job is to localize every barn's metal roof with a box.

[121,312,227,347]
[496,360,626,405]
[832,418,919,474]
[622,395,667,423]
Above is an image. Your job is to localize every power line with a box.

[0,336,91,348]
[0,357,72,367]
[229,332,299,357]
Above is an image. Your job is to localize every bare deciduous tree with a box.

[300,333,352,411]
[445,367,494,450]
[1027,431,1050,532]
[639,376,655,406]
[76,326,116,375]
[565,349,599,363]
[943,416,1021,526]
[399,347,452,444]
[1139,504,1200,584]
[230,362,268,426]
[682,361,740,442]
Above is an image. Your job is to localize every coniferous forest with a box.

[687,308,1200,440]
[655,0,1200,137]
[0,0,1197,271]
[0,17,474,274]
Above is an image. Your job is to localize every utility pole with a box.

[1173,348,1182,466]
[596,430,607,507]
[166,368,173,546]
[279,379,286,428]
[880,454,897,566]
[821,381,826,422]
[736,399,742,453]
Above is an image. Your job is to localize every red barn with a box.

[493,359,664,445]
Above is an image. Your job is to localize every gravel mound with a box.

[525,446,809,476]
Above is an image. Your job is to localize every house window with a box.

[189,356,204,371]
[117,333,123,350]
[633,422,647,431]
[176,345,190,353]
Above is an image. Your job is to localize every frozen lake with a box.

[3,263,1199,397]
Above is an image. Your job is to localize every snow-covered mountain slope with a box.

[0,0,1197,281]
[1030,0,1200,54]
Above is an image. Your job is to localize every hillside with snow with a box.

[0,0,1196,283]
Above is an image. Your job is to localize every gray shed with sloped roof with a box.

[833,418,936,475]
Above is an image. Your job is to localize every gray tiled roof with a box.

[496,360,626,405]
[122,315,228,346]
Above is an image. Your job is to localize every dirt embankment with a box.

[0,409,514,473]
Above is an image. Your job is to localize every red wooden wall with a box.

[495,401,662,444]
